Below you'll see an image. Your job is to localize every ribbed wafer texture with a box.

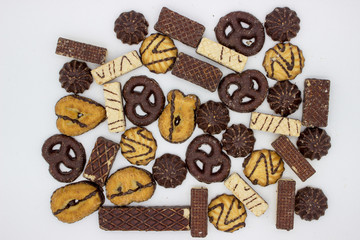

[276,179,296,230]
[191,188,208,237]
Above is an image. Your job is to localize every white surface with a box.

[1,0,360,239]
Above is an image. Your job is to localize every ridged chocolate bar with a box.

[56,37,107,64]
[83,137,120,187]
[276,179,296,231]
[154,7,205,48]
[272,136,316,182]
[171,52,222,92]
[191,188,208,237]
[99,206,190,231]
[302,78,330,127]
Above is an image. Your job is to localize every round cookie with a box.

[208,194,247,232]
[140,33,178,73]
[120,127,157,166]
[243,149,284,186]
[59,60,93,94]
[214,11,265,56]
[196,100,230,135]
[263,43,305,81]
[152,154,187,188]
[221,124,255,158]
[114,10,148,45]
[158,89,200,143]
[105,166,156,206]
[297,127,331,160]
[295,186,328,221]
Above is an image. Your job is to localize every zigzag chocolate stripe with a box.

[103,82,126,132]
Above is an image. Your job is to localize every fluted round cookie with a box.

[295,186,328,221]
[243,149,284,186]
[59,60,93,94]
[152,154,187,188]
[297,127,331,160]
[221,124,255,158]
[196,100,230,135]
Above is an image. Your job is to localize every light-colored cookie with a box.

[103,82,125,133]
[250,112,301,137]
[224,173,268,216]
[91,51,143,84]
[196,38,247,72]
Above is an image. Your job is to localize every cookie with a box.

[103,82,126,133]
[243,149,284,186]
[208,194,247,232]
[83,137,120,187]
[191,188,208,237]
[221,124,255,158]
[276,179,296,231]
[196,100,230,135]
[105,166,156,206]
[263,43,305,81]
[55,95,106,136]
[59,60,93,94]
[218,70,268,113]
[139,33,178,73]
[50,181,104,223]
[214,11,265,56]
[120,127,157,166]
[267,80,302,117]
[296,127,331,160]
[186,134,230,184]
[158,90,200,143]
[265,7,300,42]
[152,154,187,188]
[154,7,205,48]
[295,186,328,221]
[114,11,148,45]
[42,134,86,183]
[123,75,165,126]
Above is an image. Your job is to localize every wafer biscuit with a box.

[103,82,125,132]
[191,188,208,237]
[276,179,296,230]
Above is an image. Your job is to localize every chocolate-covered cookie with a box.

[114,10,148,45]
[123,75,165,126]
[152,154,187,188]
[218,70,268,113]
[196,101,230,135]
[59,60,93,94]
[295,186,328,221]
[297,127,331,160]
[215,11,265,56]
[221,124,255,158]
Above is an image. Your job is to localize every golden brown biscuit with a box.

[208,194,247,232]
[139,33,178,73]
[105,166,156,206]
[243,149,285,186]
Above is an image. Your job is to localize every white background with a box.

[1,0,360,239]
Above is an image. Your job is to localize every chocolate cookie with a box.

[295,186,328,221]
[186,134,230,184]
[42,134,86,183]
[267,80,302,117]
[152,154,187,188]
[265,7,300,42]
[114,10,148,45]
[214,11,265,56]
[218,70,268,113]
[297,127,331,160]
[59,60,93,94]
[123,75,165,126]
[196,101,230,135]
[221,124,255,158]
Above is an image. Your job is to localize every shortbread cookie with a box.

[276,179,296,230]
[140,33,178,73]
[59,60,93,94]
[250,112,301,137]
[120,127,157,166]
[103,82,125,133]
[114,11,148,45]
[196,38,247,72]
[91,51,143,85]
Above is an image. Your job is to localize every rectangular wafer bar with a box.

[154,7,205,48]
[171,52,223,92]
[91,50,143,84]
[55,37,107,64]
[103,82,126,133]
[302,78,330,127]
[196,38,247,72]
[250,112,301,137]
[99,206,190,231]
[272,135,316,182]
[224,173,268,217]
[191,188,208,237]
[276,179,296,231]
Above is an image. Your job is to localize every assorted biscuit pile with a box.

[43,6,331,236]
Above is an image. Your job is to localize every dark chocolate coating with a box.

[152,154,187,188]
[295,186,328,221]
[297,127,331,160]
[196,101,230,135]
[114,10,148,45]
[221,124,255,158]
[59,60,93,94]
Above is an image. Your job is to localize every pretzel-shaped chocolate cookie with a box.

[186,134,230,183]
[123,75,165,126]
[42,134,86,183]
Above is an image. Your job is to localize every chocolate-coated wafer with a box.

[272,135,316,182]
[302,79,330,127]
[171,52,222,92]
[99,206,190,231]
[56,37,107,64]
[191,188,208,238]
[154,7,205,48]
[276,179,296,231]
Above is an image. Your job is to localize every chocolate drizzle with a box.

[110,181,155,199]
[53,190,98,215]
